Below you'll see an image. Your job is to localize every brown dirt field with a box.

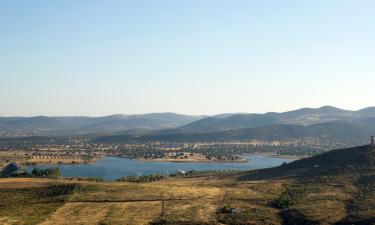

[39,202,111,225]
[40,201,164,225]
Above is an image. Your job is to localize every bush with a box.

[117,174,166,183]
[220,204,234,214]
[274,187,304,209]
[31,167,61,178]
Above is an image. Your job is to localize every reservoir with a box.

[26,154,294,181]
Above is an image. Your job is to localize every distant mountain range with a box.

[91,106,375,148]
[178,106,375,132]
[0,113,203,136]
[94,121,373,147]
[1,107,375,146]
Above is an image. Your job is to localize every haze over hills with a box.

[0,113,203,136]
[179,106,375,132]
[89,106,375,151]
[94,121,373,149]
[1,106,375,142]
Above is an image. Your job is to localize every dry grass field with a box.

[1,171,375,225]
[0,174,289,225]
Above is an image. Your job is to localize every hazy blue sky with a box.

[1,0,375,116]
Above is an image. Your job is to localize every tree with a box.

[31,168,41,176]
[31,167,61,178]
[45,167,61,178]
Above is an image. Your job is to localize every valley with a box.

[1,107,374,162]
[1,107,375,224]
[3,1,374,224]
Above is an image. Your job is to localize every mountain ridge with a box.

[1,106,375,137]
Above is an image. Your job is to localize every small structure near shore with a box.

[371,136,375,147]
[1,162,27,177]
[176,170,186,176]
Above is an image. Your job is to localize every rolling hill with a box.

[242,144,375,180]
[179,113,279,132]
[178,106,375,132]
[94,121,374,148]
[3,116,73,130]
[0,113,202,135]
[2,106,375,142]
[239,144,375,224]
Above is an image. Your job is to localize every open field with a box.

[0,150,98,166]
[0,175,287,225]
[2,170,375,225]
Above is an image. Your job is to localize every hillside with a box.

[0,113,201,136]
[178,106,375,133]
[94,121,373,149]
[239,144,375,224]
[2,106,375,137]
[1,106,375,139]
[2,116,69,130]
[242,144,375,180]
[179,113,279,132]
[82,113,201,133]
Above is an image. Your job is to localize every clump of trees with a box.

[117,174,166,183]
[31,167,61,178]
[78,176,103,182]
[274,186,304,209]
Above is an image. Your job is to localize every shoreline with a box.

[137,158,249,163]
[18,153,303,166]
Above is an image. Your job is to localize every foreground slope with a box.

[1,145,375,225]
[0,176,286,225]
[242,144,375,180]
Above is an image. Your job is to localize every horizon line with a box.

[1,105,374,118]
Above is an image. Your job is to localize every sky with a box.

[0,0,375,116]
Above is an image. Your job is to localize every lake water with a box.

[26,155,294,181]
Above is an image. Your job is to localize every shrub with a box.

[274,187,304,209]
[117,174,166,183]
[31,167,61,178]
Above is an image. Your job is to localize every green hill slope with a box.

[94,122,372,149]
[242,145,375,180]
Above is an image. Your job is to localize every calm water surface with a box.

[26,155,294,180]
